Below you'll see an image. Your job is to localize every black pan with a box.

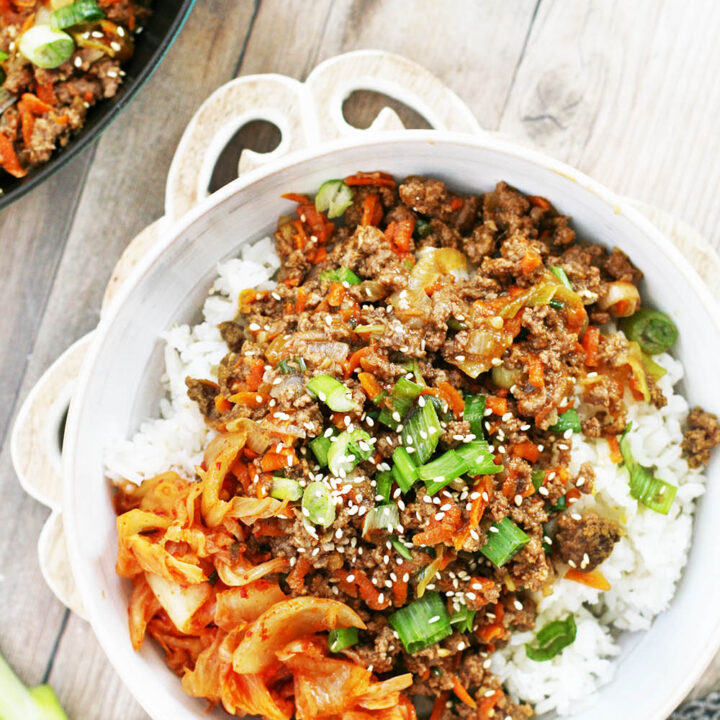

[0,0,196,211]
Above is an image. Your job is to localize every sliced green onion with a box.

[376,470,393,504]
[392,446,418,493]
[418,449,467,494]
[403,358,425,385]
[0,50,8,62]
[642,351,666,381]
[549,299,564,310]
[306,374,358,412]
[379,376,424,429]
[277,356,307,374]
[270,477,303,501]
[549,495,567,513]
[302,481,336,527]
[491,365,520,390]
[315,179,354,219]
[388,591,452,654]
[531,469,545,491]
[447,316,468,332]
[525,615,577,661]
[328,627,360,653]
[401,399,441,464]
[549,408,581,435]
[449,605,476,633]
[362,503,400,536]
[391,538,413,561]
[309,435,332,467]
[480,517,530,567]
[455,441,502,476]
[463,394,486,438]
[549,266,573,290]
[619,423,676,514]
[320,266,362,285]
[414,218,432,239]
[50,0,104,30]
[620,308,678,355]
[327,427,372,476]
[19,25,75,69]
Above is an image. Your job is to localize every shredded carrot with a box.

[565,567,611,591]
[343,345,372,378]
[385,217,415,253]
[429,692,450,720]
[454,476,492,549]
[413,502,463,546]
[344,170,396,188]
[252,519,285,537]
[526,354,544,388]
[214,395,233,414]
[449,196,464,211]
[35,82,57,106]
[246,359,265,392]
[391,571,408,606]
[450,674,477,709]
[361,192,382,226]
[334,568,359,597]
[330,412,351,429]
[260,449,298,473]
[478,689,504,719]
[50,112,70,125]
[19,105,33,147]
[294,286,308,314]
[565,487,582,506]
[297,202,332,244]
[310,245,327,264]
[19,10,34,34]
[19,92,52,115]
[358,371,382,400]
[281,192,310,203]
[327,281,345,307]
[509,440,540,463]
[607,435,622,463]
[528,195,551,210]
[286,556,312,592]
[291,218,307,250]
[228,391,269,408]
[485,396,507,416]
[520,248,543,274]
[582,326,600,367]
[436,380,465,418]
[354,570,391,610]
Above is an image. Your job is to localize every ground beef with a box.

[682,406,720,468]
[554,512,622,571]
[185,378,220,422]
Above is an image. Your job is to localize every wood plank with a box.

[0,2,259,718]
[499,0,720,245]
[241,0,540,130]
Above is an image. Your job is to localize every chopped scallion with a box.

[525,615,577,661]
[392,446,418,493]
[549,408,581,434]
[378,377,424,429]
[327,427,372,476]
[306,374,358,412]
[549,266,573,290]
[619,423,676,514]
[418,449,467,494]
[302,481,335,527]
[309,435,332,467]
[270,477,303,501]
[455,440,502,476]
[50,0,104,30]
[19,25,75,69]
[401,399,441,464]
[449,605,476,633]
[480,517,530,567]
[376,470,393,504]
[320,266,362,285]
[388,591,452,653]
[549,299,564,310]
[328,627,360,652]
[362,503,400,536]
[620,308,678,355]
[463,394,486,438]
[315,179,354,219]
[531,469,545,491]
[391,538,413,561]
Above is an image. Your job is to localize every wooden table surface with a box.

[1,1,719,717]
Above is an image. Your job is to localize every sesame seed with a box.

[502,412,513,422]
[428,615,440,624]
[514,494,523,506]
[571,513,582,521]
[491,357,503,366]
[538,486,549,496]
[514,600,523,611]
[568,559,577,568]
[544,536,553,545]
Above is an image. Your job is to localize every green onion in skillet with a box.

[362,503,400,536]
[51,0,105,30]
[620,308,678,355]
[375,470,393,504]
[320,266,362,285]
[302,481,335,527]
[480,517,530,567]
[391,446,418,493]
[455,440,502,476]
[388,591,452,654]
[463,394,486,438]
[525,615,577,661]
[306,374,358,412]
[401,398,441,464]
[449,605,477,633]
[328,627,360,653]
[309,434,332,467]
[270,477,303,501]
[549,408,581,435]
[315,179,354,219]
[327,427,373,476]
[549,265,573,290]
[19,25,75,69]
[391,538,413,561]
[378,376,423,429]
[531,469,545,491]
[418,449,467,495]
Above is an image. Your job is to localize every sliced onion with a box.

[597,281,641,317]
[451,324,514,378]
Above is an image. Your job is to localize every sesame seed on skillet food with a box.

[110,172,716,719]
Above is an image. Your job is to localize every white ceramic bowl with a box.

[63,130,720,720]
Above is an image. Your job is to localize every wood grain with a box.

[1,0,720,718]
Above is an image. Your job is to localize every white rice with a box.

[104,248,706,716]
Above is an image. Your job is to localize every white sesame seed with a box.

[428,615,440,624]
